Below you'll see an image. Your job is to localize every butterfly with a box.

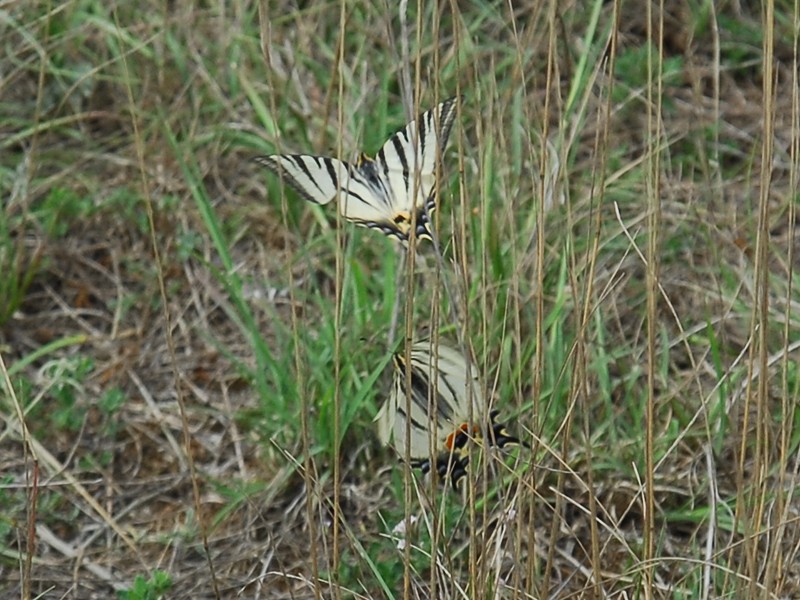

[376,340,522,487]
[255,98,458,244]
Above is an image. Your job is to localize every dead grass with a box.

[1,1,799,599]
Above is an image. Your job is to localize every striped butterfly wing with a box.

[255,154,402,235]
[377,340,485,484]
[371,97,458,241]
[253,155,345,206]
[253,154,354,206]
[256,98,458,243]
[375,355,437,467]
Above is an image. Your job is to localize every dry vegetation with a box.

[1,1,799,599]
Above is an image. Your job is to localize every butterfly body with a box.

[256,98,457,244]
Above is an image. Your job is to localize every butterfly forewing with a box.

[376,356,437,463]
[254,155,348,206]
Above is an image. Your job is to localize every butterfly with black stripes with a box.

[255,98,457,244]
[376,340,523,487]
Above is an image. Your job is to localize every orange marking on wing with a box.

[444,423,480,451]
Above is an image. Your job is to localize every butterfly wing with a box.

[372,98,458,239]
[377,353,438,464]
[256,154,404,236]
[409,341,485,439]
[255,154,352,206]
